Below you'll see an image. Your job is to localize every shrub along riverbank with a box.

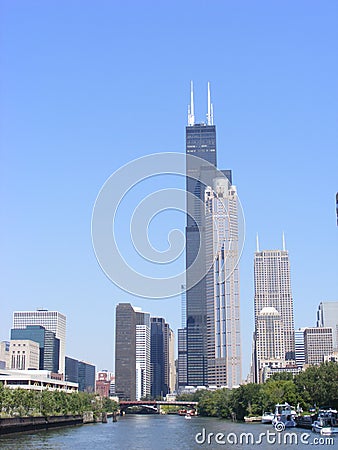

[177,362,338,421]
[0,384,118,419]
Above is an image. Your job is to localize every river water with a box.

[0,415,336,449]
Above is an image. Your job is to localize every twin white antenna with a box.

[188,81,214,126]
[188,81,195,126]
[255,232,286,252]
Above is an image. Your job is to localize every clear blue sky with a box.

[1,1,337,377]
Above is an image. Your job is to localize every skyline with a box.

[1,1,338,376]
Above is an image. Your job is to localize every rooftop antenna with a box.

[207,82,213,125]
[282,232,286,251]
[256,233,260,252]
[188,80,195,126]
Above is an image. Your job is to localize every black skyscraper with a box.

[150,317,167,398]
[185,82,234,386]
[115,303,137,400]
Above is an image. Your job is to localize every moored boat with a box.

[244,416,262,423]
[261,411,274,424]
[312,408,337,434]
[272,403,297,428]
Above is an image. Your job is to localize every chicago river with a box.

[0,415,335,449]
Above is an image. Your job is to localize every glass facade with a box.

[186,124,217,386]
[11,325,59,373]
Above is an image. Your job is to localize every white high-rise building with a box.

[135,308,151,400]
[304,327,333,365]
[204,177,241,388]
[253,242,295,383]
[255,307,285,383]
[167,327,176,394]
[317,301,338,350]
[295,328,306,367]
[13,309,66,374]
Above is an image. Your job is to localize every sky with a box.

[1,1,337,378]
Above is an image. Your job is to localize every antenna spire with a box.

[207,82,213,125]
[188,81,195,126]
[256,233,260,252]
[282,232,286,251]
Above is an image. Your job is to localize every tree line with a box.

[177,361,338,421]
[0,384,118,418]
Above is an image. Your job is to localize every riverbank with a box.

[0,415,83,435]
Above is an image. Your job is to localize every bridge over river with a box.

[119,400,198,414]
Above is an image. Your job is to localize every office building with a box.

[204,178,241,387]
[0,341,9,369]
[150,317,166,397]
[64,356,95,392]
[115,303,137,400]
[0,369,77,392]
[253,241,295,382]
[115,303,151,400]
[135,308,151,400]
[78,361,96,392]
[255,307,285,383]
[9,340,40,370]
[185,82,240,386]
[13,309,66,374]
[164,324,176,394]
[96,370,114,398]
[304,327,333,365]
[177,285,187,391]
[11,325,60,373]
[295,328,306,367]
[317,301,338,350]
[177,328,187,391]
[65,356,79,383]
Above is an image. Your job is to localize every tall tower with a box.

[150,317,166,397]
[185,82,240,386]
[204,178,241,387]
[253,242,295,382]
[115,303,137,400]
[13,309,66,375]
[135,308,151,400]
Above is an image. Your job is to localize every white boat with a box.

[185,414,192,420]
[261,411,274,424]
[312,408,337,434]
[272,403,297,428]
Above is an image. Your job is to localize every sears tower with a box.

[185,82,241,387]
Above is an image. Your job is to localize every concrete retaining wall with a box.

[0,415,83,435]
